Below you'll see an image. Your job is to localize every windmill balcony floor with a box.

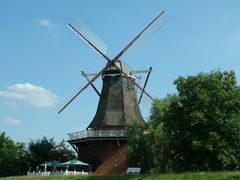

[68,129,127,142]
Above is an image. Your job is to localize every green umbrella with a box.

[61,159,89,166]
[47,160,61,167]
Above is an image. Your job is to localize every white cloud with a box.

[34,19,55,27]
[4,117,22,126]
[0,83,58,107]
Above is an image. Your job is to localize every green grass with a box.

[1,172,240,180]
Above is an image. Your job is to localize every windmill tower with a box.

[59,11,167,174]
[88,60,145,130]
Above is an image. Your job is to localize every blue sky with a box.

[1,1,240,143]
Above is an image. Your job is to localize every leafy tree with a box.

[127,121,153,173]
[0,132,27,177]
[26,137,76,170]
[127,95,175,173]
[164,70,240,171]
[148,96,177,172]
[0,133,76,177]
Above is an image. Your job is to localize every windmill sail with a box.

[126,12,169,56]
[68,21,108,55]
[59,11,166,113]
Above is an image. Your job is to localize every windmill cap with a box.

[103,60,134,77]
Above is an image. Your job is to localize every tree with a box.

[0,133,76,177]
[127,95,175,173]
[0,132,26,177]
[26,137,76,170]
[164,70,240,171]
[127,120,153,173]
[148,95,177,172]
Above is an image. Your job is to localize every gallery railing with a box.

[68,129,127,141]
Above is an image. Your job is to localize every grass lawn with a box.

[1,171,240,180]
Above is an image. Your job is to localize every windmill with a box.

[60,11,167,174]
